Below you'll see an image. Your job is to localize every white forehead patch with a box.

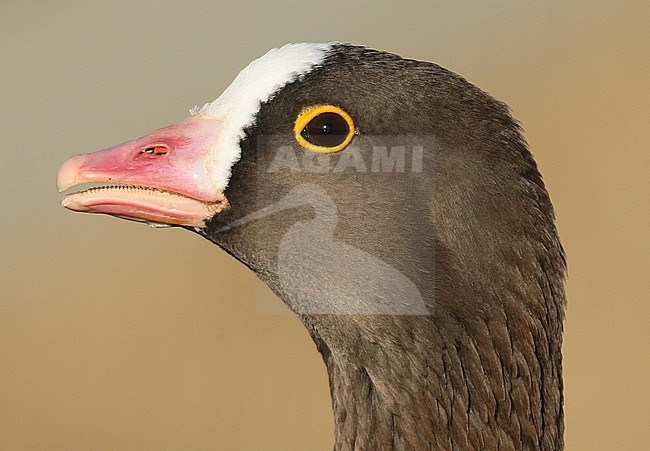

[191,42,337,191]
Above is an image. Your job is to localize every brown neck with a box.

[308,310,564,451]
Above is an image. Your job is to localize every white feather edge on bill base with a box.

[190,42,338,191]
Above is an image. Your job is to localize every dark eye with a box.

[294,105,355,153]
[301,112,350,148]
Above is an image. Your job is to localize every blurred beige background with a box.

[1,1,648,449]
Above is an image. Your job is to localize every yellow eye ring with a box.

[294,105,355,153]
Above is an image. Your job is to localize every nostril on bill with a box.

[141,145,168,155]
